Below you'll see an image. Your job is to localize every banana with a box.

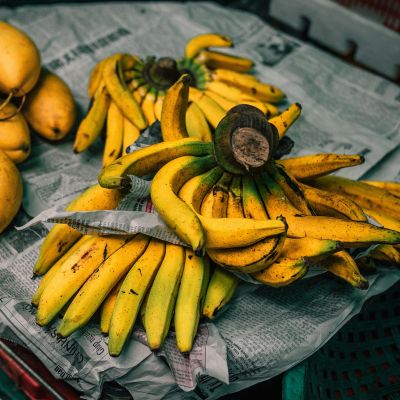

[185,33,233,59]
[36,235,128,326]
[320,251,369,289]
[263,103,280,118]
[309,175,400,221]
[361,180,400,198]
[161,74,189,141]
[103,54,147,130]
[23,69,77,141]
[32,236,91,307]
[278,153,365,180]
[204,90,237,111]
[186,102,213,142]
[257,173,400,247]
[151,155,216,254]
[73,85,110,153]
[178,166,224,212]
[100,278,124,334]
[363,208,400,232]
[34,184,122,275]
[252,257,308,287]
[189,87,226,128]
[280,237,341,260]
[300,182,367,222]
[58,234,152,338]
[227,176,243,218]
[196,50,254,72]
[88,58,107,99]
[103,101,123,167]
[369,244,400,266]
[211,69,285,103]
[175,249,210,353]
[0,150,22,233]
[108,238,166,356]
[212,172,232,218]
[153,92,165,121]
[268,103,302,140]
[206,81,267,113]
[144,243,185,350]
[242,175,269,220]
[200,189,215,218]
[122,116,140,155]
[202,265,238,319]
[141,88,157,126]
[0,103,31,164]
[98,138,212,189]
[269,163,312,215]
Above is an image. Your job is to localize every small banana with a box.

[100,278,124,334]
[141,88,157,126]
[186,102,213,142]
[204,90,237,112]
[174,249,210,353]
[98,138,212,189]
[122,116,140,155]
[103,101,124,167]
[185,33,233,59]
[227,176,243,218]
[212,172,232,218]
[268,103,302,140]
[161,74,190,141]
[242,175,269,220]
[108,238,166,356]
[58,234,150,337]
[196,50,254,72]
[202,265,238,319]
[144,243,185,350]
[278,153,364,181]
[200,189,215,218]
[153,91,165,121]
[151,155,216,254]
[34,184,122,276]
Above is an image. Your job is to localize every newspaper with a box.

[1,1,400,399]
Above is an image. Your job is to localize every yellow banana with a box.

[196,50,254,72]
[103,54,147,130]
[369,244,400,266]
[73,85,110,153]
[100,278,124,334]
[212,172,232,218]
[211,69,285,103]
[363,208,400,232]
[268,103,302,140]
[103,101,123,167]
[174,250,210,353]
[151,155,216,254]
[320,251,369,289]
[108,238,166,356]
[227,176,243,218]
[58,235,151,337]
[36,235,127,325]
[202,265,238,319]
[153,92,165,121]
[98,138,212,189]
[278,153,365,180]
[200,189,215,218]
[34,184,122,276]
[361,180,400,198]
[300,182,367,222]
[189,87,225,128]
[141,88,157,126]
[88,58,107,98]
[122,116,140,155]
[264,103,280,118]
[186,102,213,142]
[161,74,190,141]
[309,175,400,221]
[280,237,341,260]
[242,175,269,220]
[185,33,233,59]
[144,243,185,350]
[252,257,308,287]
[204,90,237,111]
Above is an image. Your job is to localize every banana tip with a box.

[295,102,302,110]
[358,280,369,290]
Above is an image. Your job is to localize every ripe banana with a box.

[87,58,107,99]
[320,251,369,289]
[108,238,166,356]
[252,257,308,287]
[278,153,364,180]
[227,176,243,218]
[186,102,213,142]
[122,116,140,155]
[361,180,400,198]
[174,249,210,353]
[103,101,123,167]
[73,85,110,153]
[57,234,151,337]
[141,88,157,126]
[369,244,400,265]
[196,50,254,72]
[36,235,127,326]
[268,103,302,140]
[200,189,214,218]
[0,150,22,233]
[100,278,124,334]
[310,175,400,221]
[204,90,237,112]
[212,172,232,218]
[202,265,238,319]
[34,184,122,276]
[144,243,185,350]
[363,208,400,232]
[185,33,233,59]
[153,92,165,121]
[161,74,190,141]
[103,54,147,130]
[242,175,269,220]
[98,138,212,189]
[151,155,216,254]
[280,237,341,260]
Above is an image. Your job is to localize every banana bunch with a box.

[75,33,287,165]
